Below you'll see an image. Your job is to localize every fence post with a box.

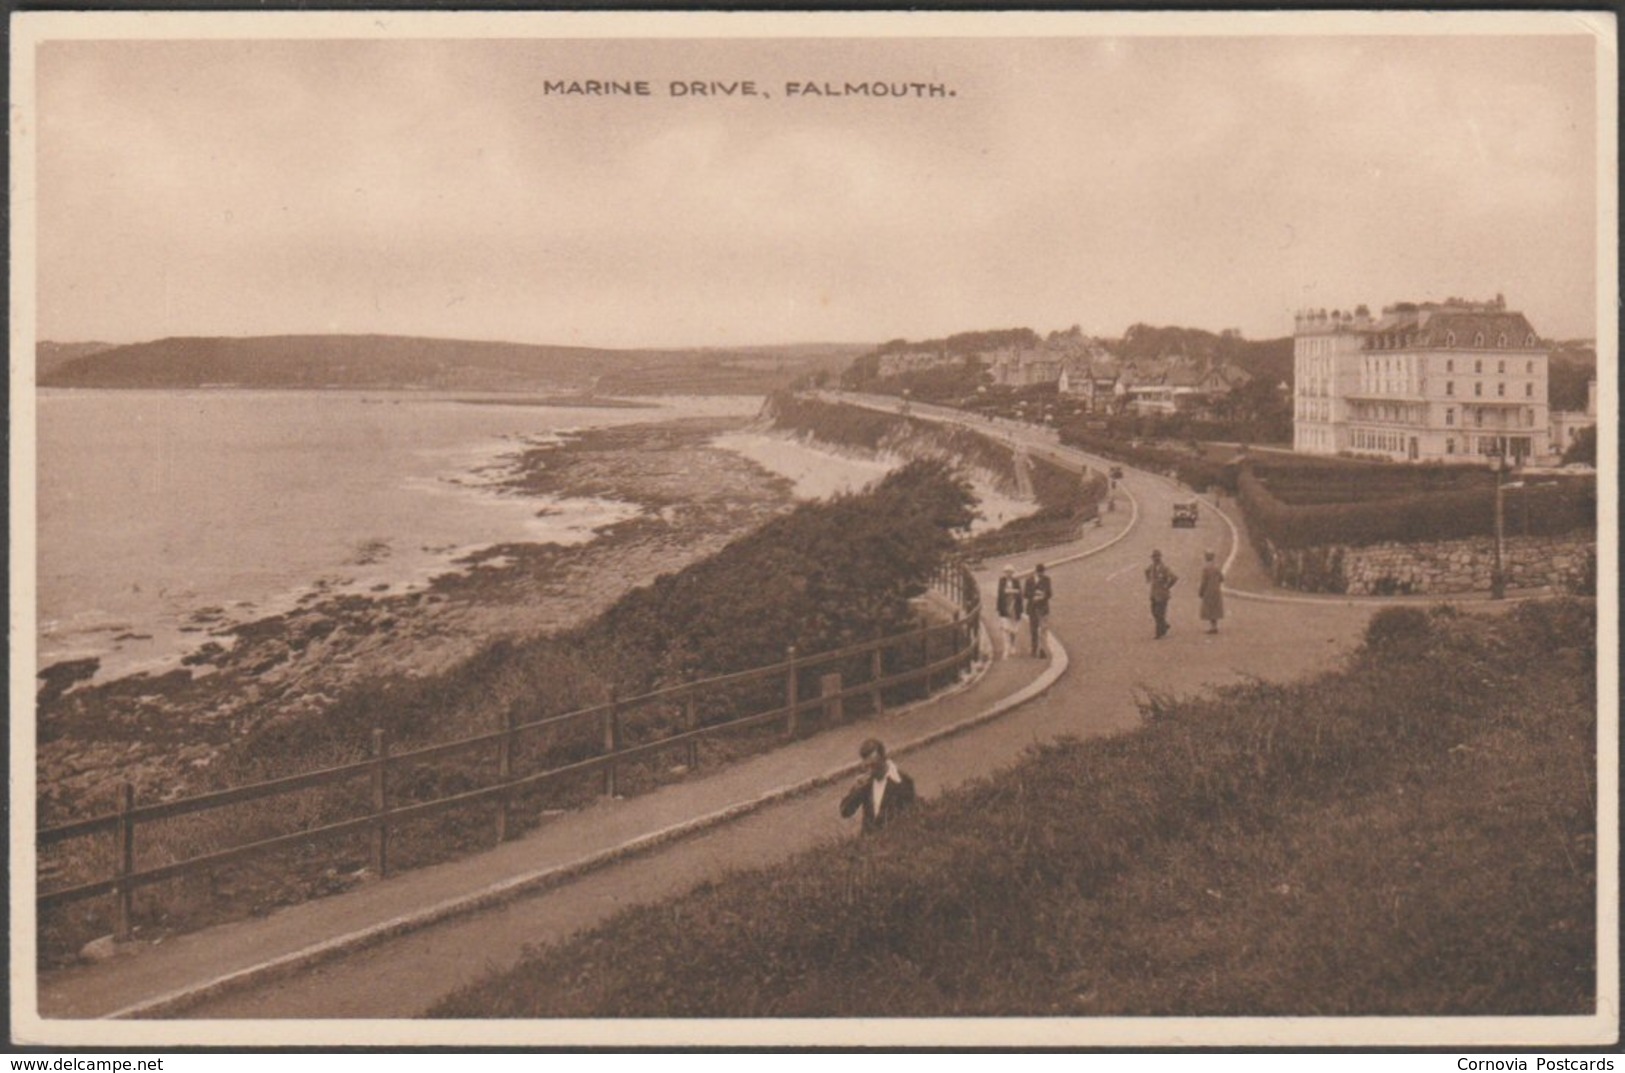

[114,782,134,942]
[920,618,932,693]
[871,642,885,717]
[785,646,799,737]
[684,685,699,772]
[371,728,390,879]
[821,672,844,724]
[602,694,619,799]
[495,708,515,844]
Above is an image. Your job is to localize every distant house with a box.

[986,342,1064,388]
[1116,354,1245,416]
[1550,378,1597,454]
[1057,347,1121,410]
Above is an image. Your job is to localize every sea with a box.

[31,389,763,682]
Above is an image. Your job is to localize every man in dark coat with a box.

[1023,563,1054,658]
[995,564,1025,659]
[1145,549,1178,639]
[839,738,916,834]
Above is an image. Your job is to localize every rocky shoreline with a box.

[36,416,796,825]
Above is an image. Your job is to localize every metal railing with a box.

[38,560,982,940]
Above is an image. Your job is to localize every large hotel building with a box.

[1292,296,1549,463]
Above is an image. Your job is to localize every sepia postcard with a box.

[9,9,1618,1051]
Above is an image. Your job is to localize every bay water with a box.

[33,390,761,681]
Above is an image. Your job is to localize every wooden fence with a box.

[38,560,982,940]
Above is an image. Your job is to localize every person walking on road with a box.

[1145,549,1178,639]
[1023,563,1053,658]
[995,565,1025,660]
[1198,549,1225,634]
[839,738,916,835]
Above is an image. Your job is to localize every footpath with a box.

[33,502,1134,1024]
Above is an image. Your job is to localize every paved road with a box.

[175,408,1382,1019]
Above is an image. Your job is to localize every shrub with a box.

[1361,606,1432,653]
[1056,425,1240,494]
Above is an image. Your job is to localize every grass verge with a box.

[429,598,1596,1017]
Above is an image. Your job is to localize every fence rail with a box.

[38,560,983,939]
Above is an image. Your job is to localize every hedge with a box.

[1057,425,1237,493]
[1238,467,1595,550]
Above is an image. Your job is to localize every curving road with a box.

[170,397,1385,1020]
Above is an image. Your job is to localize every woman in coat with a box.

[1198,550,1225,633]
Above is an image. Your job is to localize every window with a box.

[1498,335,1508,348]
[1497,383,1505,397]
[1446,437,1456,455]
[1525,334,1536,347]
[1474,333,1484,346]
[1446,358,1455,372]
[1446,381,1455,396]
[1474,382,1483,397]
[1525,383,1533,397]
[1475,410,1484,427]
[1475,359,1483,373]
[1446,332,1456,346]
[1497,359,1505,373]
[1446,407,1455,426]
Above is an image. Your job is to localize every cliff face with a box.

[762,392,1022,494]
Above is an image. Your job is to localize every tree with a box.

[1561,425,1596,466]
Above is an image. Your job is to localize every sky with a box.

[26,17,1608,349]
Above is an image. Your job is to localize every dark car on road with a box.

[1172,501,1199,528]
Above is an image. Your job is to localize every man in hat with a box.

[995,564,1024,659]
[1145,549,1178,639]
[839,738,916,834]
[1023,562,1054,658]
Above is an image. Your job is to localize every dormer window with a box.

[1474,332,1485,346]
[1525,333,1536,347]
[1445,332,1456,347]
[1497,334,1508,348]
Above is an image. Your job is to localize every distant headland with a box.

[35,334,867,395]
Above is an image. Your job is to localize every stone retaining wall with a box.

[1263,531,1596,596]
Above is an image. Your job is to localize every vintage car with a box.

[1172,501,1199,528]
[1109,465,1124,481]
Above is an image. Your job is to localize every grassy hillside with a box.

[36,335,864,395]
[431,599,1596,1018]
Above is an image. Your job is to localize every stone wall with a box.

[1263,531,1596,596]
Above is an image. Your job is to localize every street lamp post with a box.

[1490,452,1507,600]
